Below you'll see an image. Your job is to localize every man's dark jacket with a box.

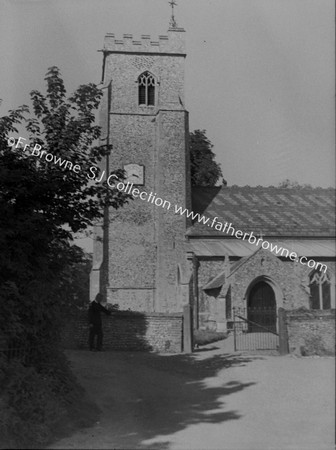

[88,301,111,326]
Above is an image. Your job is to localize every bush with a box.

[194,329,228,346]
[300,335,335,357]
[0,350,97,449]
[0,361,63,447]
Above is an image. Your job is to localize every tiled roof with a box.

[188,186,336,237]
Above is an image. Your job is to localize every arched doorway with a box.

[247,281,277,332]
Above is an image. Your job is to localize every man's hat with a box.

[95,293,103,302]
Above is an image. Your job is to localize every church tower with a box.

[91,18,191,313]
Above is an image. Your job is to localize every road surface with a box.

[49,342,335,450]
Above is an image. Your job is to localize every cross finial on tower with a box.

[169,0,178,28]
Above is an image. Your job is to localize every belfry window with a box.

[138,72,155,106]
[309,270,331,309]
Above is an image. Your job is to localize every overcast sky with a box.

[1,0,335,188]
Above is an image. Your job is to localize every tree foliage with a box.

[278,179,313,189]
[58,247,92,309]
[0,66,128,351]
[189,129,223,187]
[0,67,130,446]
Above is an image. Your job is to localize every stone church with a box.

[91,21,335,333]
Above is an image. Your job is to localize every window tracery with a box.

[138,71,155,106]
[309,270,331,309]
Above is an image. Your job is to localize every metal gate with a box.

[233,308,279,351]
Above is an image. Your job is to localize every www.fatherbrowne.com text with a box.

[111,178,327,274]
[8,136,327,273]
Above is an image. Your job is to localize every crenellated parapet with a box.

[102,29,186,54]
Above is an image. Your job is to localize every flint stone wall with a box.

[286,308,335,356]
[61,310,183,353]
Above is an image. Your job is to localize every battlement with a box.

[103,29,186,54]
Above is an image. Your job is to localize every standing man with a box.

[88,293,111,351]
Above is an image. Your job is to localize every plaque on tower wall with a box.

[123,163,145,185]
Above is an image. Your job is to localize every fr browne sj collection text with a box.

[8,136,327,273]
[8,136,115,183]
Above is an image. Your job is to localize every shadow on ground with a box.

[49,349,262,449]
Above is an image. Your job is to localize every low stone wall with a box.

[286,309,335,356]
[61,310,183,353]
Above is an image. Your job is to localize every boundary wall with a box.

[286,308,335,356]
[61,310,183,353]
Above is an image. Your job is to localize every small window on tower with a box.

[138,72,155,106]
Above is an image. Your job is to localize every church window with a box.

[309,270,331,309]
[138,72,155,106]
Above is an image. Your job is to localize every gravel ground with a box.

[48,341,335,450]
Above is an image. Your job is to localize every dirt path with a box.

[49,342,335,450]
